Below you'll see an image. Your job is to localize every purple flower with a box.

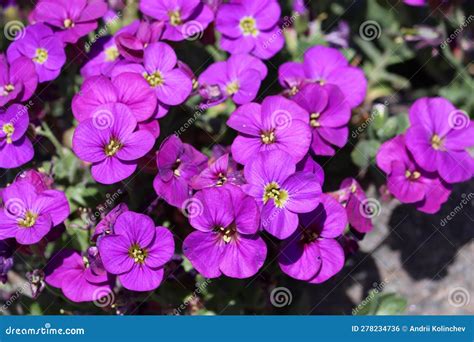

[72,73,157,123]
[279,45,367,108]
[376,134,451,214]
[81,37,123,78]
[0,180,69,245]
[296,154,325,185]
[216,0,284,59]
[278,194,346,283]
[7,23,66,83]
[98,211,175,292]
[72,103,155,184]
[115,20,164,62]
[14,169,53,192]
[92,203,129,242]
[242,150,322,239]
[405,97,474,184]
[0,239,14,284]
[111,43,193,118]
[227,95,311,165]
[335,178,373,233]
[139,0,214,41]
[183,186,267,278]
[0,103,34,168]
[198,54,267,106]
[191,153,243,190]
[293,84,351,156]
[32,0,108,44]
[153,135,207,207]
[45,249,114,302]
[0,55,38,107]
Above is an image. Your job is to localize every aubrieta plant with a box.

[0,0,472,315]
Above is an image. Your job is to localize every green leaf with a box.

[351,140,381,169]
[375,293,407,315]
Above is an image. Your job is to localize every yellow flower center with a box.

[144,71,164,87]
[168,10,182,26]
[173,158,181,177]
[260,130,275,144]
[18,211,38,228]
[239,16,259,36]
[216,172,227,186]
[33,48,48,64]
[310,113,321,128]
[405,170,421,180]
[431,134,444,150]
[1,84,15,96]
[289,86,299,96]
[104,138,123,157]
[104,46,119,62]
[63,18,74,28]
[225,81,240,95]
[316,79,325,86]
[2,123,14,144]
[263,182,289,208]
[214,225,236,244]
[128,244,148,264]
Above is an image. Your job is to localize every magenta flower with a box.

[7,23,66,83]
[81,37,124,79]
[405,97,474,184]
[72,103,155,184]
[242,150,322,239]
[98,211,175,292]
[278,194,346,283]
[139,0,214,41]
[278,45,367,108]
[153,135,207,207]
[198,54,267,106]
[0,104,34,168]
[0,180,69,245]
[45,249,114,303]
[14,169,53,192]
[0,55,37,107]
[111,43,192,118]
[191,153,243,190]
[72,73,157,123]
[183,186,267,278]
[297,154,325,185]
[216,0,284,59]
[115,20,164,63]
[376,134,451,214]
[227,95,311,165]
[91,203,129,242]
[293,84,351,156]
[32,0,108,44]
[335,178,373,233]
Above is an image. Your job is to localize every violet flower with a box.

[242,150,322,239]
[0,180,70,245]
[279,194,346,283]
[191,153,243,190]
[405,97,474,184]
[183,186,267,278]
[227,95,311,165]
[0,239,14,284]
[0,55,37,107]
[92,203,129,242]
[115,20,164,62]
[293,83,351,156]
[153,135,207,207]
[72,103,155,184]
[7,23,66,83]
[278,45,367,108]
[32,0,108,44]
[0,103,34,169]
[81,37,124,79]
[376,134,451,214]
[216,0,284,59]
[98,211,174,292]
[198,54,267,106]
[139,0,214,41]
[45,249,114,302]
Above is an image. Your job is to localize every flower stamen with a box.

[263,181,289,208]
[128,244,148,264]
[144,71,164,87]
[18,211,38,228]
[2,123,14,144]
[260,130,275,144]
[104,138,123,157]
[239,16,259,36]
